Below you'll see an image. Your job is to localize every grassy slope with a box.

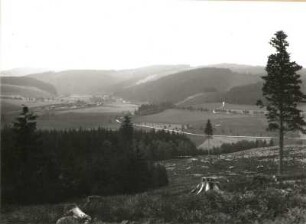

[2,145,306,224]
[1,100,137,129]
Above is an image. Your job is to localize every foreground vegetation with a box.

[2,145,305,224]
[2,108,197,204]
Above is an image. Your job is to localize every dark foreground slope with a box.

[2,145,305,224]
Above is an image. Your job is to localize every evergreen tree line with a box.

[203,139,274,155]
[1,112,198,204]
[134,102,174,116]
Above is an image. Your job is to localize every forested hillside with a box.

[115,67,260,103]
[224,82,264,105]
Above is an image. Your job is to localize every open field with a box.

[36,112,121,130]
[134,108,271,137]
[56,102,137,114]
[1,110,122,130]
[2,103,303,147]
[2,145,306,224]
[134,108,306,147]
[135,109,254,123]
[179,102,306,113]
[179,102,264,111]
[1,98,62,113]
[1,99,137,130]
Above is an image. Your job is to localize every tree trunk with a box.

[208,138,210,156]
[278,126,284,176]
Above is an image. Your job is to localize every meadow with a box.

[2,145,306,224]
[0,99,276,138]
[3,102,302,147]
[179,102,264,111]
[3,100,304,151]
[1,99,137,130]
[0,98,62,114]
[134,108,274,138]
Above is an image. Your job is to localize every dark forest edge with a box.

[1,106,280,205]
[1,107,200,204]
[202,139,274,155]
[134,102,175,116]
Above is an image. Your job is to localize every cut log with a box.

[191,177,222,194]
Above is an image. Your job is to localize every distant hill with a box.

[0,76,57,97]
[1,67,50,77]
[206,63,266,75]
[223,70,306,105]
[27,65,191,96]
[176,67,306,106]
[109,64,191,92]
[115,67,261,103]
[27,70,119,95]
[224,82,264,105]
[3,64,305,105]
[176,92,223,106]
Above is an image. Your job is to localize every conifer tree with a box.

[13,105,38,149]
[204,119,213,155]
[119,115,134,150]
[258,31,306,175]
[205,119,213,137]
[12,105,44,202]
[13,105,40,168]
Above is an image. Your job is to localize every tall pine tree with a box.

[12,105,45,202]
[119,115,134,151]
[204,119,213,156]
[258,31,306,175]
[204,119,213,137]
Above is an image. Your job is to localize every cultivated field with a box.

[134,108,271,137]
[56,102,138,114]
[2,145,306,224]
[1,98,62,113]
[1,99,137,130]
[179,102,264,111]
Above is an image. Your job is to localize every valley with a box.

[2,2,306,223]
[1,64,306,224]
[2,67,305,147]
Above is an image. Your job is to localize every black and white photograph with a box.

[1,0,306,223]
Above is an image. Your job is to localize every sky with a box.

[1,0,306,71]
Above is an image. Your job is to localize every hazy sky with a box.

[1,0,306,71]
